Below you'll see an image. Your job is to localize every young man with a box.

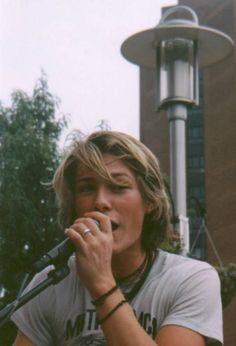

[12,131,223,345]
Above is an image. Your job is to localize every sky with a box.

[0,0,177,144]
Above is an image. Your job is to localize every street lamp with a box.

[121,5,234,255]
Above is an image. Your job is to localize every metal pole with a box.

[121,5,234,256]
[168,104,189,254]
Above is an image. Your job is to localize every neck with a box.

[111,249,146,280]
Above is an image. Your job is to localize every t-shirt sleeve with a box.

[161,263,223,344]
[11,267,56,346]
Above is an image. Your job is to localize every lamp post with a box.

[121,5,234,255]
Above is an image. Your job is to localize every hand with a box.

[65,212,116,298]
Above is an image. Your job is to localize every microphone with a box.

[30,220,100,273]
[30,238,74,273]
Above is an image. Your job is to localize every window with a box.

[187,126,203,139]
[188,156,204,169]
[189,186,205,199]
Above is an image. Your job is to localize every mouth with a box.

[111,221,119,231]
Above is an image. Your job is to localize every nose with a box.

[94,186,112,212]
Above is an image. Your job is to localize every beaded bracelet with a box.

[91,285,118,306]
[98,299,127,324]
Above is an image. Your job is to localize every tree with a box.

[0,73,67,301]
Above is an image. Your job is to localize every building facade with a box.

[139,1,236,344]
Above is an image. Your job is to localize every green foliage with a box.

[216,263,236,308]
[160,238,182,254]
[0,74,67,299]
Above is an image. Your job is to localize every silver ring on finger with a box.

[83,228,91,237]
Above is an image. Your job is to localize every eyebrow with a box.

[76,172,133,183]
[111,173,133,179]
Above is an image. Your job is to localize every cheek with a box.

[74,196,91,216]
[121,194,147,221]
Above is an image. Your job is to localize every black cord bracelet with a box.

[98,299,127,324]
[91,285,118,306]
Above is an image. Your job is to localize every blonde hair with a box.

[53,131,171,252]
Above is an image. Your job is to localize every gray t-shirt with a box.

[11,250,223,345]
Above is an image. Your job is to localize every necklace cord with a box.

[122,250,157,302]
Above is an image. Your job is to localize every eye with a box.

[109,183,129,193]
[76,183,95,194]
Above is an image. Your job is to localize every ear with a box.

[144,202,154,214]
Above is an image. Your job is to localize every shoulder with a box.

[154,250,218,278]
[149,250,221,297]
[151,251,222,317]
[154,252,223,344]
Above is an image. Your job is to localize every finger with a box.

[73,217,100,232]
[84,218,101,235]
[71,221,97,241]
[84,212,112,234]
[83,228,92,237]
[70,222,95,240]
[65,227,88,253]
[66,218,97,242]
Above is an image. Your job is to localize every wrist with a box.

[89,279,117,301]
[95,289,128,325]
[91,285,118,306]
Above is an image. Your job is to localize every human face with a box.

[74,154,148,256]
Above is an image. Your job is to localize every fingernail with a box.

[64,228,70,235]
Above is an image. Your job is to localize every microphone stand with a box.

[0,263,70,328]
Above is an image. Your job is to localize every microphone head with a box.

[93,220,100,227]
